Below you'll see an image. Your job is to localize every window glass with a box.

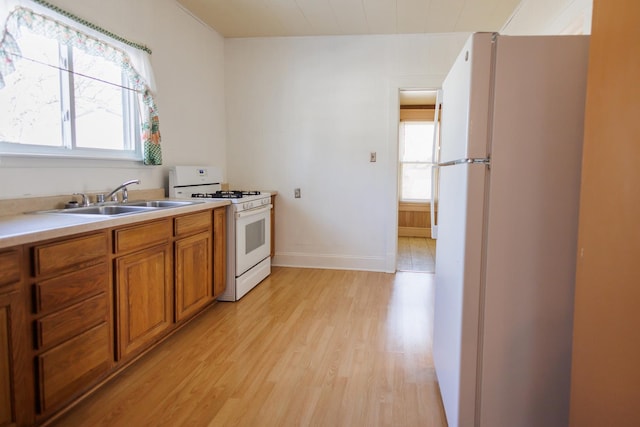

[0,31,63,147]
[402,163,431,200]
[402,122,433,162]
[399,121,434,201]
[72,47,127,150]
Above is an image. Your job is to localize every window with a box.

[399,121,434,201]
[0,31,139,159]
[0,5,162,164]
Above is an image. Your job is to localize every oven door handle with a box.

[235,204,272,219]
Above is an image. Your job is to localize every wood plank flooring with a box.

[397,237,436,272]
[51,267,447,427]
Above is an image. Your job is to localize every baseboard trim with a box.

[272,252,388,272]
[398,227,430,238]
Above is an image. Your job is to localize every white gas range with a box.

[169,166,272,301]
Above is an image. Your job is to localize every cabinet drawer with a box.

[34,263,109,313]
[36,293,108,349]
[34,233,108,276]
[114,219,171,254]
[0,249,20,289]
[37,322,111,414]
[174,211,212,237]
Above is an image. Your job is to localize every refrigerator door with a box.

[433,32,495,427]
[433,161,487,427]
[440,33,494,164]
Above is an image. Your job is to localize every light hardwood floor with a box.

[397,237,436,272]
[51,267,447,427]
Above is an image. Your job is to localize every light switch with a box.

[370,152,377,162]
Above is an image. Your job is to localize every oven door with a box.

[235,204,272,276]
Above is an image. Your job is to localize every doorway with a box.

[396,89,438,273]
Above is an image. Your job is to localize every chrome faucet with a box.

[103,179,140,203]
[73,192,91,207]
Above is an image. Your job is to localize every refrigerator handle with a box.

[430,89,443,239]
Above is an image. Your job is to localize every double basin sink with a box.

[36,200,204,217]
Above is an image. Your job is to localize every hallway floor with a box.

[397,237,436,273]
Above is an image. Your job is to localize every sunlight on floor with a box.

[397,237,436,273]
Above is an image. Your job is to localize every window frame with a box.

[0,12,143,161]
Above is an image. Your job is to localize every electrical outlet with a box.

[294,188,301,198]
[370,152,377,162]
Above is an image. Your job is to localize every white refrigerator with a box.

[432,33,589,427]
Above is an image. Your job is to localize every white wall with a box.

[502,0,593,35]
[225,33,469,272]
[0,0,226,199]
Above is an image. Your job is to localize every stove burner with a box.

[191,190,261,199]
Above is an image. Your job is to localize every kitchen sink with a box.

[32,200,204,217]
[55,205,156,216]
[127,200,202,208]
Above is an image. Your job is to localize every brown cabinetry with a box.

[0,247,25,426]
[0,248,28,426]
[30,232,112,417]
[114,219,172,361]
[0,291,21,427]
[0,204,228,425]
[0,297,13,426]
[213,207,227,297]
[175,211,213,322]
[36,323,111,413]
[0,250,20,293]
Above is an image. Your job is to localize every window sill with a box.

[0,153,149,169]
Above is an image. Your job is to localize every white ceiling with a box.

[176,0,523,38]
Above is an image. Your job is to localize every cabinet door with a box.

[115,245,172,360]
[0,298,13,425]
[0,291,28,427]
[175,231,212,322]
[213,207,227,297]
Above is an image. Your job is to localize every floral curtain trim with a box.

[142,89,162,165]
[0,6,162,165]
[29,0,152,54]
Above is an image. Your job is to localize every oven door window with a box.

[245,220,265,254]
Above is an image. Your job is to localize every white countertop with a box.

[0,199,230,250]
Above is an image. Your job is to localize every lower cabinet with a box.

[0,248,22,426]
[0,288,29,427]
[0,303,11,426]
[1,206,228,425]
[175,231,212,322]
[0,292,21,426]
[115,244,173,360]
